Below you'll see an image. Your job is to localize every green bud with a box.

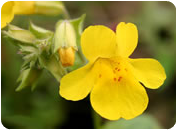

[54,20,77,67]
[16,67,43,91]
[3,24,36,44]
[34,1,69,17]
[39,55,67,81]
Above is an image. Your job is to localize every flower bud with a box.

[34,1,68,16]
[16,67,42,91]
[58,47,75,67]
[54,20,77,67]
[3,24,36,44]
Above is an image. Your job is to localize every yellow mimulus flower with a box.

[1,1,35,28]
[1,1,14,28]
[59,22,166,120]
[1,1,66,28]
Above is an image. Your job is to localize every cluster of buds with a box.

[2,1,86,91]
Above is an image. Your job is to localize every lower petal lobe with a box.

[90,57,148,120]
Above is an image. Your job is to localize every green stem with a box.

[39,54,67,81]
[92,109,102,129]
[63,6,70,19]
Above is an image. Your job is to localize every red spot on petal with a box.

[118,69,121,71]
[114,78,117,81]
[118,76,122,82]
[115,67,118,70]
[99,74,102,78]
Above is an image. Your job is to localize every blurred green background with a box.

[1,1,176,129]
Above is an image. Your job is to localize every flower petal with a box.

[59,62,98,101]
[90,58,148,120]
[116,22,138,57]
[13,1,35,14]
[129,58,166,89]
[81,25,116,62]
[1,1,14,28]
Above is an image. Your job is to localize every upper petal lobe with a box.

[81,25,117,62]
[116,22,138,57]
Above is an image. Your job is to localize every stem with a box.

[58,60,68,76]
[63,7,70,19]
[92,109,102,129]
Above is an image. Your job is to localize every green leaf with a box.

[16,67,43,91]
[102,114,162,129]
[29,22,54,40]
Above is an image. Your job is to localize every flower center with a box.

[95,57,129,83]
[109,57,129,82]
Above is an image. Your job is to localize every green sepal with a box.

[18,44,39,67]
[70,14,86,36]
[70,14,86,46]
[29,22,54,40]
[38,54,67,81]
[16,67,43,91]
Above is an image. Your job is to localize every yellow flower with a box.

[59,22,166,120]
[1,1,66,28]
[1,1,35,28]
[1,1,15,28]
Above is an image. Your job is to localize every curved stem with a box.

[63,6,70,19]
[92,109,102,129]
[63,9,70,19]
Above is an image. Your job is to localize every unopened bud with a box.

[54,20,77,67]
[13,1,68,16]
[34,1,68,16]
[3,24,36,44]
[58,47,75,67]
